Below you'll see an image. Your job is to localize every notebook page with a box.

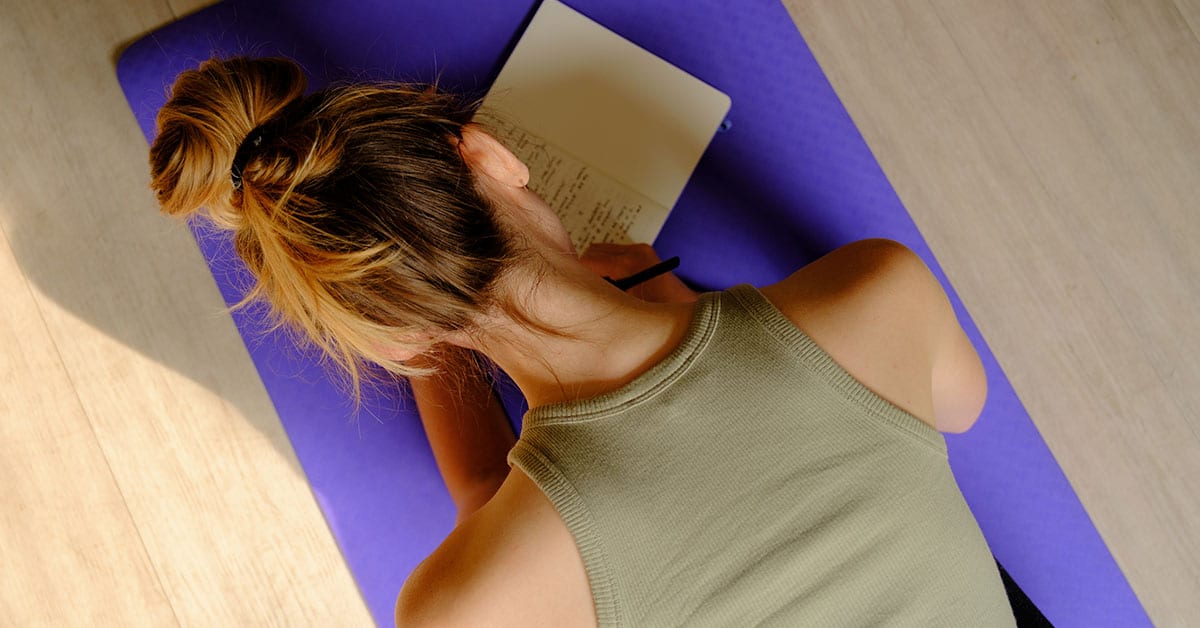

[483,0,730,238]
[489,119,668,251]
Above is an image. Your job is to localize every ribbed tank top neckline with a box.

[522,284,944,451]
[521,289,723,428]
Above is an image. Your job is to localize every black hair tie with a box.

[230,130,265,191]
[229,95,312,192]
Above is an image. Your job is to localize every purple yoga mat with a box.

[117,1,1148,625]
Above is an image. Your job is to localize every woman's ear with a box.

[458,124,530,188]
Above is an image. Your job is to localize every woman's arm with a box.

[408,349,516,525]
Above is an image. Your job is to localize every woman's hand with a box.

[580,242,699,303]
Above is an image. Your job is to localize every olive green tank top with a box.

[506,284,1015,627]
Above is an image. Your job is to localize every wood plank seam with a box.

[0,224,183,627]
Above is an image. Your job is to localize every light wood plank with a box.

[0,0,371,624]
[0,229,178,627]
[783,1,1200,624]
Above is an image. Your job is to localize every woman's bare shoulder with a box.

[396,467,596,627]
[758,239,986,433]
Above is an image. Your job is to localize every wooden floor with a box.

[1,0,1195,625]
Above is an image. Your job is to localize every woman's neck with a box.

[470,253,697,410]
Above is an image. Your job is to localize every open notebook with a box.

[481,0,732,250]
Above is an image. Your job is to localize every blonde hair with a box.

[149,56,518,394]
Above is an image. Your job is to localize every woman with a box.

[150,57,1015,626]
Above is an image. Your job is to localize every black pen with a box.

[605,256,681,291]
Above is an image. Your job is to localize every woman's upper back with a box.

[397,239,1001,627]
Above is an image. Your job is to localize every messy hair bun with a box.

[150,57,306,221]
[149,56,516,392]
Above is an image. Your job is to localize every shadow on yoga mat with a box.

[115,0,1148,625]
